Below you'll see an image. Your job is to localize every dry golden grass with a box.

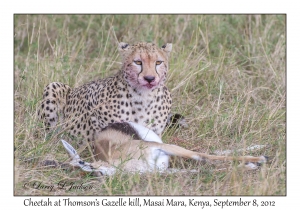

[14,14,285,195]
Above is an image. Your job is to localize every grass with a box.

[14,14,286,195]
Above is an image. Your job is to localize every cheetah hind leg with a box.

[61,140,116,176]
[37,82,71,130]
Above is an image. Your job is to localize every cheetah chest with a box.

[125,90,168,135]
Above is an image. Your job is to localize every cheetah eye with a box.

[156,61,163,65]
[134,61,142,65]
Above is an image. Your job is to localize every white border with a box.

[3,0,297,209]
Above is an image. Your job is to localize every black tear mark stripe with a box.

[137,57,143,77]
[155,53,161,75]
[155,60,164,75]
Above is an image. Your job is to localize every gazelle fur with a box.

[62,121,267,175]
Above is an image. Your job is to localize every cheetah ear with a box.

[118,42,130,51]
[161,43,172,56]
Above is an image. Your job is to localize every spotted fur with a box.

[38,42,173,144]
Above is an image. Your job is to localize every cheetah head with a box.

[118,42,172,91]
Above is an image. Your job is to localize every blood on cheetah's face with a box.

[118,42,172,91]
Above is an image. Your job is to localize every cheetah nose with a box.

[144,76,155,83]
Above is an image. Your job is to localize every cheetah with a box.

[61,121,268,175]
[38,42,173,144]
